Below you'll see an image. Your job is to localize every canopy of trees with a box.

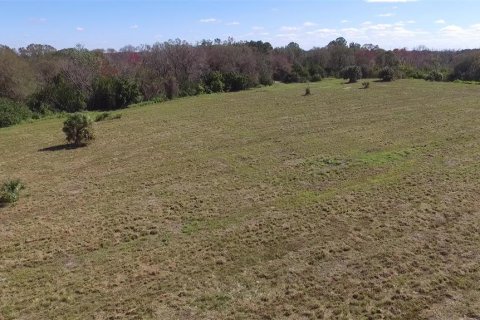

[1,37,480,127]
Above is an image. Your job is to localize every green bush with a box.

[94,112,122,122]
[308,65,325,82]
[452,55,480,81]
[379,67,395,82]
[341,66,362,83]
[362,81,370,89]
[425,70,444,82]
[305,87,311,96]
[203,72,225,93]
[259,71,274,86]
[0,98,32,128]
[223,72,250,92]
[89,77,141,110]
[28,75,86,113]
[0,179,25,205]
[62,113,94,146]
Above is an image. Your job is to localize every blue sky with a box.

[1,0,479,50]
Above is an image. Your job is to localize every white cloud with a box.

[303,21,317,27]
[252,26,265,31]
[305,28,339,38]
[341,20,349,24]
[435,19,446,24]
[226,21,240,26]
[276,33,297,38]
[439,25,465,36]
[199,18,218,23]
[281,26,300,32]
[76,27,84,32]
[29,18,47,24]
[379,13,395,17]
[130,24,139,29]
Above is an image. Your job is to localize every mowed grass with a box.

[1,79,480,319]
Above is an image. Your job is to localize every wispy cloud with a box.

[435,19,446,24]
[29,18,47,24]
[305,28,339,38]
[76,27,84,32]
[303,21,317,27]
[130,24,139,29]
[341,20,349,24]
[226,21,240,26]
[199,18,218,23]
[280,26,300,32]
[379,13,395,17]
[252,26,265,31]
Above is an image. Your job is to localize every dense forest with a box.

[1,37,480,128]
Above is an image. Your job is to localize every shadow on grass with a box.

[38,143,85,152]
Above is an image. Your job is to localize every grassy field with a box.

[1,79,479,319]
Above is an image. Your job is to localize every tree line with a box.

[1,37,480,127]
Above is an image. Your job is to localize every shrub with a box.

[305,87,311,96]
[310,73,323,82]
[451,55,480,81]
[89,77,141,110]
[425,70,444,82]
[259,72,274,86]
[379,67,395,82]
[223,72,250,92]
[362,81,370,89]
[0,179,25,205]
[0,98,32,128]
[62,113,94,146]
[308,65,325,82]
[94,112,122,122]
[203,72,225,93]
[28,75,86,113]
[165,77,179,99]
[341,66,362,83]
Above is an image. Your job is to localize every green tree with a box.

[341,66,362,83]
[62,113,94,146]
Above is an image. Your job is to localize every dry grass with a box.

[1,79,479,319]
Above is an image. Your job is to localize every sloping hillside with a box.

[1,80,479,319]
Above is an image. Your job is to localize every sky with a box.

[1,0,480,51]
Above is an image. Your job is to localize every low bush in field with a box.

[0,179,25,205]
[95,112,122,122]
[63,113,94,146]
[425,70,444,82]
[89,77,141,110]
[379,67,395,82]
[0,98,32,128]
[341,66,362,83]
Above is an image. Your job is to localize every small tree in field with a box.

[379,67,395,82]
[425,70,444,82]
[62,113,94,147]
[0,179,24,205]
[341,66,362,83]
